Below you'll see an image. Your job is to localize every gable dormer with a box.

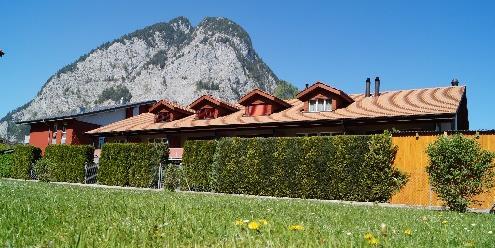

[238,89,292,116]
[296,82,354,112]
[189,95,239,120]
[149,100,194,123]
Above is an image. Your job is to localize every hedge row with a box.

[181,140,217,191]
[0,145,13,178]
[10,145,41,180]
[183,133,407,202]
[39,145,95,183]
[99,143,168,187]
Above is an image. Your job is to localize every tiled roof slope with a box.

[87,86,465,134]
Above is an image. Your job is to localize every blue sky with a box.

[1,0,494,129]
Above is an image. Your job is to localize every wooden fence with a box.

[390,131,495,209]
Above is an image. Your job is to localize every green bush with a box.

[181,140,217,191]
[34,158,55,182]
[209,134,406,202]
[99,143,168,187]
[11,145,41,180]
[43,145,94,183]
[427,134,495,212]
[164,164,182,191]
[0,146,14,178]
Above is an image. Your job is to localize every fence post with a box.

[158,163,163,189]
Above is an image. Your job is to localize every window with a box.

[61,125,67,144]
[155,112,172,123]
[197,108,215,119]
[51,124,58,144]
[309,99,332,112]
[98,137,105,149]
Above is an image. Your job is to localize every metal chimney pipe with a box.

[365,78,371,97]
[374,77,380,97]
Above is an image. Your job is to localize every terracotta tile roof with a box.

[188,95,239,112]
[296,82,354,103]
[149,99,194,114]
[87,86,466,134]
[238,88,292,108]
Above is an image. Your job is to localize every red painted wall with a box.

[28,120,100,154]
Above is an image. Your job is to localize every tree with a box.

[274,80,298,99]
[426,134,495,212]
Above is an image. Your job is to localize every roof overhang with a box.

[296,82,354,104]
[238,88,292,108]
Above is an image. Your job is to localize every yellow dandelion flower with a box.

[235,220,244,226]
[288,224,305,231]
[404,228,412,236]
[259,219,268,225]
[368,237,380,246]
[248,221,261,230]
[364,232,374,241]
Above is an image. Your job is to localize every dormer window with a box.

[149,100,194,123]
[238,89,292,117]
[309,99,332,112]
[296,82,354,112]
[155,111,172,123]
[189,95,239,120]
[197,108,215,120]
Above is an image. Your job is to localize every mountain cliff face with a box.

[1,17,295,142]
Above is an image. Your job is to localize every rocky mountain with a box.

[0,16,298,142]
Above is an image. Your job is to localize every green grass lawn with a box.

[1,179,494,247]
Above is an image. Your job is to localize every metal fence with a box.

[84,162,98,184]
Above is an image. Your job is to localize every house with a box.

[17,100,156,153]
[87,78,468,151]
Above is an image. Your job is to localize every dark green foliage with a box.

[427,134,495,212]
[208,134,406,202]
[195,81,220,91]
[95,85,132,104]
[164,164,182,191]
[181,140,217,191]
[11,145,41,180]
[43,145,94,183]
[99,143,168,187]
[34,158,55,182]
[0,145,13,178]
[274,80,299,99]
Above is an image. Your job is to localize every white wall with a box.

[76,108,127,126]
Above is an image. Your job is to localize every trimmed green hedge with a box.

[181,140,217,191]
[206,133,407,202]
[11,145,41,180]
[0,145,14,178]
[44,145,95,183]
[99,143,168,187]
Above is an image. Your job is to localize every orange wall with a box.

[390,133,495,209]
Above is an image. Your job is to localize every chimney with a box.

[374,77,380,97]
[451,78,459,86]
[365,78,371,97]
[305,83,309,89]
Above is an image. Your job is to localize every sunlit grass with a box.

[1,179,494,247]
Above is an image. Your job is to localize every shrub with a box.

[0,146,14,178]
[427,134,495,212]
[44,145,94,183]
[181,140,217,191]
[209,134,406,202]
[11,145,41,180]
[99,143,168,187]
[34,158,55,182]
[164,164,182,191]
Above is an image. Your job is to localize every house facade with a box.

[87,79,469,149]
[17,100,156,153]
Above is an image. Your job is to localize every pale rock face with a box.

[0,17,279,142]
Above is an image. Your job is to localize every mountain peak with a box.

[0,16,288,142]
